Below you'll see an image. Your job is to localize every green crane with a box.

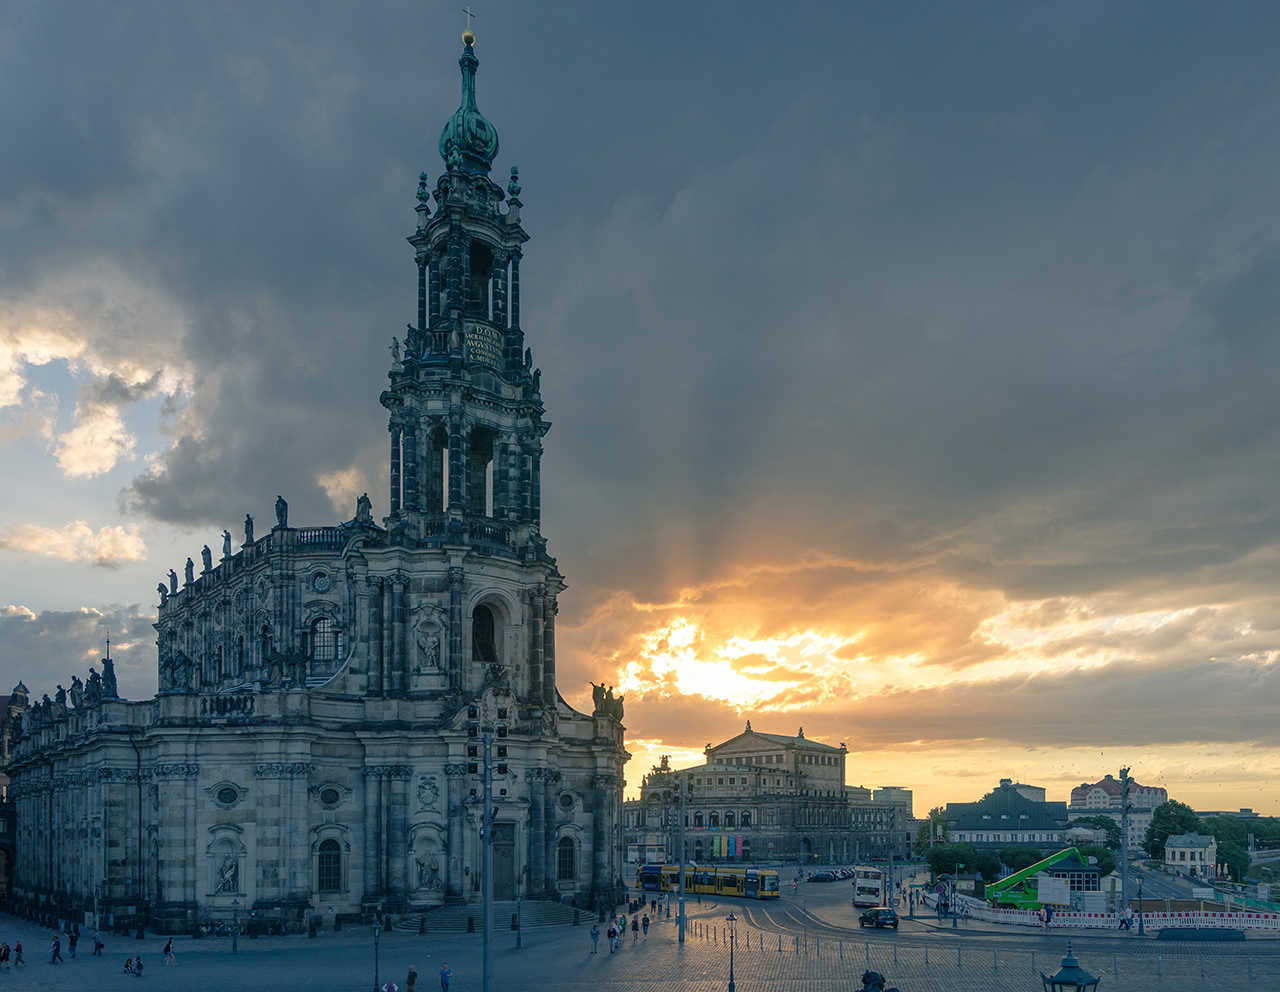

[985,848,1083,910]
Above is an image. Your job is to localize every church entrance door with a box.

[492,823,516,899]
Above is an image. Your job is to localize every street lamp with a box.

[725,911,737,992]
[232,898,239,955]
[371,918,381,992]
[515,866,524,950]
[1136,876,1144,936]
[1040,940,1100,992]
[952,864,963,929]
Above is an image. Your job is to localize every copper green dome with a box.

[438,41,498,174]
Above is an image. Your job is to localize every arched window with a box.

[693,813,703,828]
[724,811,736,829]
[741,811,751,828]
[472,605,498,663]
[311,617,340,661]
[709,812,720,828]
[318,838,342,892]
[557,837,576,881]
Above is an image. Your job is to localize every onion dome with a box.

[438,36,499,174]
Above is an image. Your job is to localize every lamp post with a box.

[371,919,381,992]
[481,721,494,992]
[515,866,524,950]
[1136,876,1144,936]
[232,897,239,954]
[952,864,963,929]
[725,911,737,992]
[678,775,687,944]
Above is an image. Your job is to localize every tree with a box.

[914,806,948,855]
[925,843,1001,881]
[1076,844,1116,877]
[1144,801,1200,859]
[1218,840,1249,882]
[998,846,1044,872]
[1072,815,1121,850]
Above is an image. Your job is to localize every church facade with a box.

[6,34,628,933]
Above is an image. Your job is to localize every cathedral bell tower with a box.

[379,28,561,709]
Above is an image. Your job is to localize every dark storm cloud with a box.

[0,603,157,702]
[8,2,1280,713]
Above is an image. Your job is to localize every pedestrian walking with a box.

[69,931,78,958]
[631,916,639,944]
[405,963,418,992]
[134,955,145,977]
[163,937,176,965]
[50,935,63,964]
[13,940,23,966]
[589,923,600,953]
[439,961,452,991]
[0,941,9,969]
[93,929,104,956]
[642,914,650,940]
[123,957,135,974]
[607,923,617,953]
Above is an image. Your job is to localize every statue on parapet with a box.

[101,657,119,699]
[184,557,194,584]
[70,675,84,709]
[201,545,212,572]
[168,569,178,594]
[86,668,103,706]
[244,513,255,544]
[356,492,373,524]
[275,495,288,529]
[222,529,233,558]
[158,582,168,605]
[391,337,401,363]
[54,684,68,713]
[590,681,606,715]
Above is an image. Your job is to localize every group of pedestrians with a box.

[591,906,655,954]
[0,939,22,968]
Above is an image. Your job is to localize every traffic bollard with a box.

[778,933,782,953]
[994,949,998,974]
[839,940,843,961]
[924,945,928,966]
[893,945,897,966]
[865,942,870,963]
[957,947,961,967]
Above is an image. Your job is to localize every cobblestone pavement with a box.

[3,904,1277,991]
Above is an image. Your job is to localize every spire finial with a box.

[105,633,110,661]
[461,6,477,46]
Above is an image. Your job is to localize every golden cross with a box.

[462,6,477,31]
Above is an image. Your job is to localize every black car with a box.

[808,870,837,882]
[859,907,899,929]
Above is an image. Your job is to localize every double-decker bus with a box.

[636,864,780,899]
[852,865,888,907]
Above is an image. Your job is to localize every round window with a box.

[320,787,341,807]
[217,787,239,806]
[559,793,574,811]
[312,572,330,593]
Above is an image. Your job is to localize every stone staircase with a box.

[393,900,579,933]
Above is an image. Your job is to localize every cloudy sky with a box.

[3,0,1279,815]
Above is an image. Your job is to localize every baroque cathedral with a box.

[6,32,629,933]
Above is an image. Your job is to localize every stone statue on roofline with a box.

[70,675,84,709]
[244,513,255,544]
[158,582,168,605]
[356,492,373,524]
[168,569,178,594]
[201,545,212,572]
[275,495,288,528]
[184,557,194,584]
[222,529,233,558]
[86,668,103,705]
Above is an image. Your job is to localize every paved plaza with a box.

[3,889,1280,992]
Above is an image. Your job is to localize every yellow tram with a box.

[636,864,781,899]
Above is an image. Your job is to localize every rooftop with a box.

[1166,832,1217,849]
